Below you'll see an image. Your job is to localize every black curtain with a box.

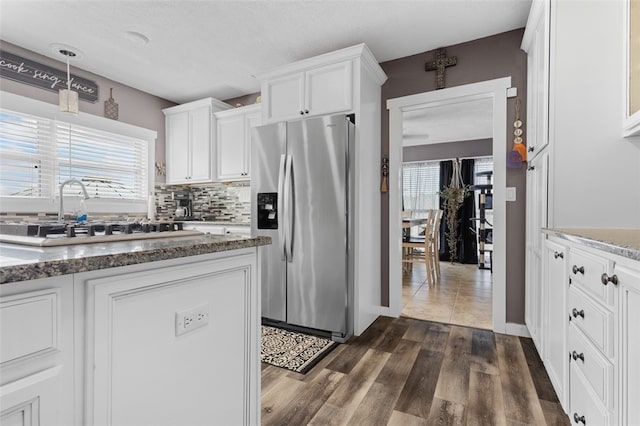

[438,159,478,264]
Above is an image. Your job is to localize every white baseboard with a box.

[377,306,392,317]
[505,322,531,338]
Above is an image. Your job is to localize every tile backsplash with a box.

[155,182,251,224]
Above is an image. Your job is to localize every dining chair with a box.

[402,209,436,284]
[428,209,444,280]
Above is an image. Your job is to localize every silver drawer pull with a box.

[600,273,618,286]
[573,413,586,424]
[572,351,585,362]
[572,308,585,318]
[572,265,585,275]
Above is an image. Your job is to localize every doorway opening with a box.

[387,77,513,334]
[402,156,493,330]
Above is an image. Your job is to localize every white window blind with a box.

[1,107,148,206]
[402,161,440,215]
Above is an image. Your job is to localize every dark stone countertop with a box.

[0,234,271,284]
[543,228,640,262]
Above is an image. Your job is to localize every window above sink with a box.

[0,91,157,214]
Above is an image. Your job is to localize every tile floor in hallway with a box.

[402,261,493,330]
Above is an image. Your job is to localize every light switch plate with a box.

[506,187,517,202]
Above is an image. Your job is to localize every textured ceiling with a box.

[0,0,531,104]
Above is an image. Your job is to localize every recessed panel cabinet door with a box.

[189,106,213,182]
[265,73,304,122]
[166,111,190,184]
[616,263,640,426]
[217,115,246,180]
[305,60,353,117]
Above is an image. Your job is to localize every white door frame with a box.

[386,77,513,334]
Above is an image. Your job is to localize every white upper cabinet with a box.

[521,0,551,159]
[163,98,231,185]
[257,49,362,123]
[215,104,261,181]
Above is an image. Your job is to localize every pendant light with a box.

[59,49,78,114]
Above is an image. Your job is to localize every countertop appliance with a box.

[0,221,202,246]
[173,191,193,220]
[251,114,354,341]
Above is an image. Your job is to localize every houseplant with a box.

[439,159,470,262]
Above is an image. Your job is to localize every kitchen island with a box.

[0,234,270,426]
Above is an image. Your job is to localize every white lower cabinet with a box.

[539,233,639,425]
[79,250,259,426]
[543,239,568,407]
[615,262,640,426]
[0,249,260,426]
[0,276,74,426]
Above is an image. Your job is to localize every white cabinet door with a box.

[217,114,246,181]
[264,72,304,122]
[525,150,549,353]
[615,262,640,426]
[244,110,262,179]
[0,276,74,426]
[85,253,259,426]
[544,238,569,409]
[305,61,353,117]
[166,111,190,184]
[188,106,213,183]
[216,106,261,181]
[524,0,550,159]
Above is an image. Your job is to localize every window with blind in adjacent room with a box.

[402,160,440,216]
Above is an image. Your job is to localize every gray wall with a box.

[403,139,493,163]
[0,41,177,184]
[380,29,528,324]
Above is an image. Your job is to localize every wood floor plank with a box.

[496,334,547,425]
[262,368,344,426]
[466,370,507,426]
[399,317,431,343]
[326,316,392,374]
[374,338,422,389]
[422,322,451,352]
[373,320,410,353]
[394,347,446,418]
[433,326,473,405]
[388,410,429,426]
[261,376,307,424]
[519,337,560,402]
[325,348,390,409]
[469,328,500,375]
[540,400,570,426]
[347,381,399,426]
[308,348,390,425]
[425,397,466,426]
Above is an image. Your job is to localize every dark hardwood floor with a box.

[261,316,570,425]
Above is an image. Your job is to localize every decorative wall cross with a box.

[425,48,457,90]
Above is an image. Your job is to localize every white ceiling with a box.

[0,0,532,105]
[403,97,494,146]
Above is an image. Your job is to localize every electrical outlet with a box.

[175,303,209,336]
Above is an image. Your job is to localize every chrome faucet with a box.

[58,179,90,222]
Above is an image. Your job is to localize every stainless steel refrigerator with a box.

[251,114,354,340]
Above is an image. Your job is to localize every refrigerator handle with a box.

[277,154,287,261]
[284,154,293,262]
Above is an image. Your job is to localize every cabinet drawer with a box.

[568,324,614,409]
[570,363,611,426]
[569,248,614,306]
[568,286,614,358]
